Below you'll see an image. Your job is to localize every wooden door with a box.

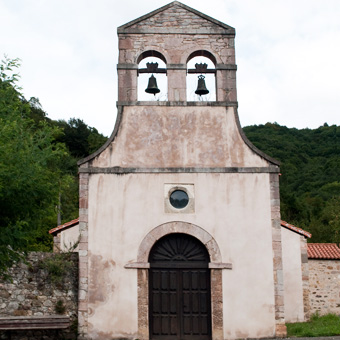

[149,234,211,340]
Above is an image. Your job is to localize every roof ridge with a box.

[280,220,311,238]
[117,1,235,33]
[49,217,79,235]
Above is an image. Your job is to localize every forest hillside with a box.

[244,123,340,243]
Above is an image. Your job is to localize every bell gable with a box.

[118,1,235,35]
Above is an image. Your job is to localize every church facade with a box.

[76,2,289,339]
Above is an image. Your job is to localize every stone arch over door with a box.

[135,222,224,340]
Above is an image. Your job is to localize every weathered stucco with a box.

[91,106,270,169]
[86,172,276,339]
[58,224,80,252]
[281,228,305,322]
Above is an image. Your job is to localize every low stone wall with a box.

[309,259,340,316]
[0,252,78,340]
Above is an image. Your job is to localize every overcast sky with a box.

[1,0,340,136]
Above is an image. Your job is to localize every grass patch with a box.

[287,313,340,337]
[55,299,66,314]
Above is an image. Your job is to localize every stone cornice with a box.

[117,63,237,71]
[79,167,280,174]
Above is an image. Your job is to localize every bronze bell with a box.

[145,74,160,95]
[195,75,209,96]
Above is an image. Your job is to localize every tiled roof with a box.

[280,220,312,238]
[308,243,340,259]
[49,218,79,235]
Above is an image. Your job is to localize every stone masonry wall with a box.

[126,5,230,34]
[118,3,236,103]
[0,252,78,340]
[309,259,340,315]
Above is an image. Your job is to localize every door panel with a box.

[151,269,178,338]
[149,234,211,340]
[150,268,211,340]
[181,269,211,340]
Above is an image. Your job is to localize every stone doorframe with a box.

[125,221,232,340]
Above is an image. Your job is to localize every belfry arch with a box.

[137,50,167,101]
[186,51,217,101]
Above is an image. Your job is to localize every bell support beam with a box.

[187,69,216,74]
[138,68,167,74]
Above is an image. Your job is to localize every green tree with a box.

[308,197,340,243]
[0,56,74,278]
[56,118,107,159]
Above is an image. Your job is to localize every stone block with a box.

[79,255,89,263]
[79,250,88,257]
[78,301,88,312]
[137,232,156,262]
[119,38,133,49]
[79,242,88,251]
[275,323,287,337]
[79,197,88,209]
[79,266,88,277]
[78,290,87,301]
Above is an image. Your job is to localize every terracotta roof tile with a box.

[49,218,79,235]
[280,220,312,238]
[308,243,340,259]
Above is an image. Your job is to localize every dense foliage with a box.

[244,123,340,243]
[0,57,107,278]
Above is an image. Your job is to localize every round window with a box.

[170,190,189,209]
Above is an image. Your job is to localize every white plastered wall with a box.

[86,172,276,339]
[60,225,80,252]
[281,227,304,322]
[91,106,269,169]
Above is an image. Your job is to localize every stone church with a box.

[71,2,299,339]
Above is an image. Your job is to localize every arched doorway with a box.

[149,233,212,340]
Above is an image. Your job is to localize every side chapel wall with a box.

[281,229,305,322]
